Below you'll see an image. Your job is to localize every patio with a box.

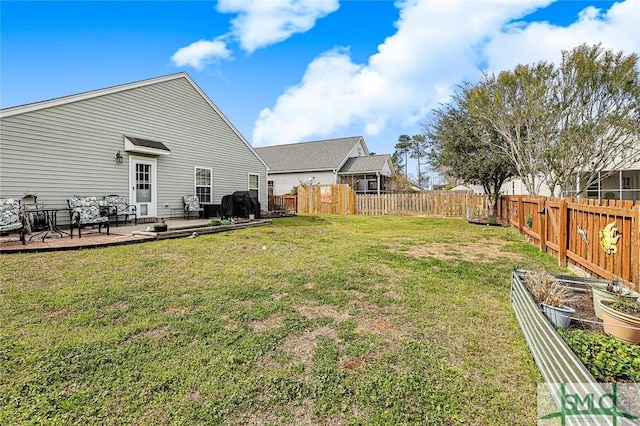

[0,218,271,254]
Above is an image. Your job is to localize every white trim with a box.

[248,172,260,200]
[1,73,187,118]
[129,156,157,218]
[195,166,213,204]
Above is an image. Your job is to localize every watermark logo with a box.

[538,383,640,425]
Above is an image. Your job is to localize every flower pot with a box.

[248,214,255,220]
[598,299,640,344]
[590,282,640,319]
[541,302,575,329]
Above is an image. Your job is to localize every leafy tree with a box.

[466,44,640,196]
[394,135,412,178]
[426,92,515,215]
[465,63,556,195]
[544,44,640,196]
[391,150,405,175]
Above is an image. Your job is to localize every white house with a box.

[255,136,394,195]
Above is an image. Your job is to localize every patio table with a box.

[29,208,73,242]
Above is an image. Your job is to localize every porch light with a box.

[115,151,123,163]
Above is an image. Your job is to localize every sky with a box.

[2,0,639,184]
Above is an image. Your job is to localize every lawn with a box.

[1,215,562,425]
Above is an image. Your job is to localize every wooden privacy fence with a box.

[297,184,356,215]
[268,194,297,213]
[357,191,489,217]
[500,196,640,290]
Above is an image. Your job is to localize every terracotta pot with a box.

[590,282,639,320]
[598,299,640,344]
[541,302,575,329]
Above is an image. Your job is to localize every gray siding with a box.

[269,171,336,195]
[0,76,267,219]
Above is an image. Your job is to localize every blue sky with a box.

[2,0,639,183]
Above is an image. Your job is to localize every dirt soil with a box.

[567,290,605,334]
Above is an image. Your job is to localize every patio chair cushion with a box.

[104,196,136,214]
[183,195,201,212]
[69,196,109,225]
[0,198,23,230]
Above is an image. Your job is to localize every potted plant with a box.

[525,270,576,329]
[590,280,639,320]
[153,218,168,232]
[598,298,640,344]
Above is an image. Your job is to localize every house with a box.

[0,72,268,221]
[450,184,484,194]
[500,160,640,201]
[254,136,395,195]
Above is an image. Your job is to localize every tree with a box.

[425,93,515,216]
[409,134,427,189]
[543,44,640,196]
[466,44,640,196]
[391,150,405,175]
[465,63,556,195]
[394,135,412,178]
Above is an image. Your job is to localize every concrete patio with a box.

[0,217,272,254]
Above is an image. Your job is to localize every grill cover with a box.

[221,191,260,219]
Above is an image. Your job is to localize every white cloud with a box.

[170,38,232,70]
[219,0,340,53]
[253,0,640,147]
[485,0,640,72]
[171,0,339,69]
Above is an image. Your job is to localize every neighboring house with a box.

[569,157,640,201]
[450,184,484,194]
[0,72,268,221]
[254,136,394,195]
[500,159,640,201]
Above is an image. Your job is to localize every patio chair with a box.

[104,195,137,227]
[183,195,203,220]
[0,198,26,245]
[68,196,110,238]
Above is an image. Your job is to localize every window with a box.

[249,173,260,199]
[268,180,274,189]
[587,183,599,198]
[195,167,212,203]
[367,180,378,191]
[623,177,631,190]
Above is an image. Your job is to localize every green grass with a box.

[1,215,562,425]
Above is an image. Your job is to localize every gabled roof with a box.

[338,155,394,176]
[0,72,268,169]
[254,136,367,173]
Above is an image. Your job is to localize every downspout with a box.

[376,172,381,195]
[598,171,601,202]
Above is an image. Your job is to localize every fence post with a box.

[634,205,640,290]
[558,198,568,266]
[538,198,547,253]
[517,196,524,234]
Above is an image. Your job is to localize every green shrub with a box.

[209,218,223,226]
[525,213,533,229]
[487,217,499,226]
[558,328,640,382]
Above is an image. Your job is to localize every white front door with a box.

[129,156,157,218]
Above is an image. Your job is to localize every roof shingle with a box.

[254,136,365,172]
